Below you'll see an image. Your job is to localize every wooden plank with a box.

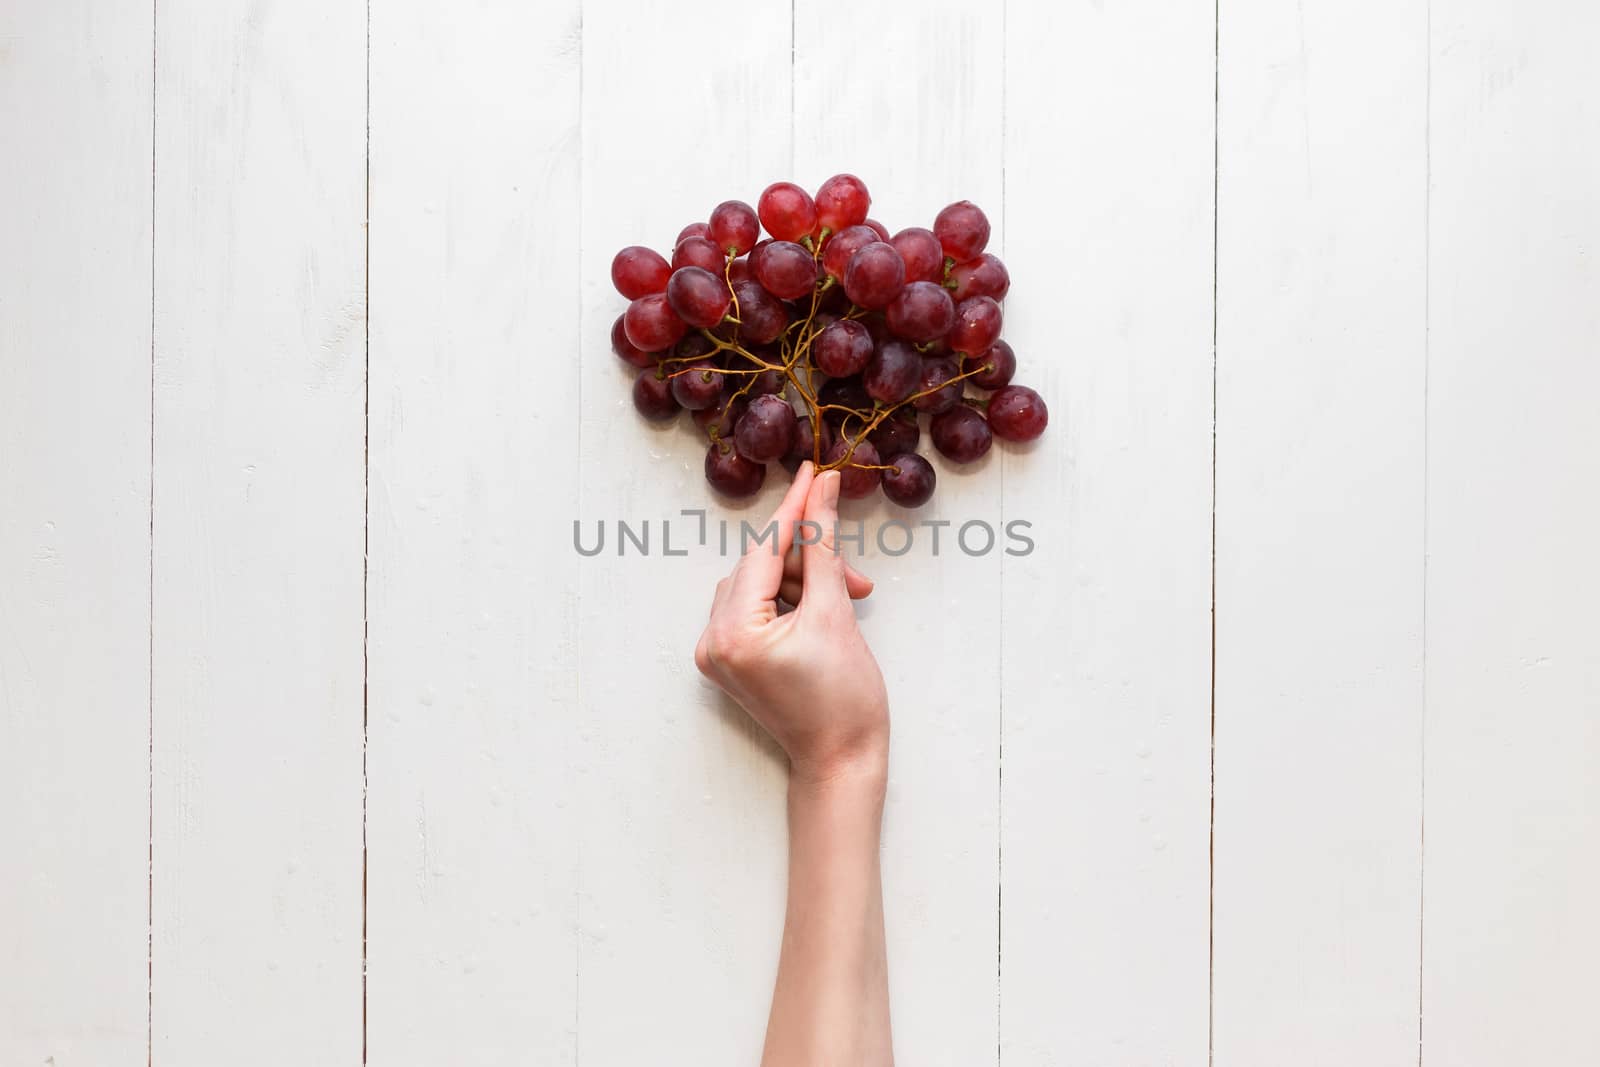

[0,3,152,1063]
[1213,0,1427,1061]
[573,1,794,1062]
[365,1,582,1062]
[150,2,365,1061]
[999,2,1214,1063]
[1422,3,1600,1062]
[792,6,1004,1065]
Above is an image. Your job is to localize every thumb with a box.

[799,469,849,610]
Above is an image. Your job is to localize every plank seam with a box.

[1417,0,1431,1061]
[1208,0,1220,1062]
[362,0,373,1060]
[147,2,158,1064]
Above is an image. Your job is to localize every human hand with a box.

[694,463,889,785]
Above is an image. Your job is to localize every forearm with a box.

[761,760,894,1067]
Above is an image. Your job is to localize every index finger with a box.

[727,461,815,606]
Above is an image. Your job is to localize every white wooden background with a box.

[2,0,1596,1064]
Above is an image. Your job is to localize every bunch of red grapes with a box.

[609,174,1047,506]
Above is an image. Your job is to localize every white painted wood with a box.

[791,6,1005,1065]
[0,4,152,1063]
[1214,0,1427,1061]
[365,1,582,1063]
[999,1,1214,1063]
[150,2,365,1062]
[1423,3,1600,1063]
[574,1,794,1062]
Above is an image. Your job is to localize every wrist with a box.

[789,735,889,797]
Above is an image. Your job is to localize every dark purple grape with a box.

[912,358,963,414]
[705,440,766,498]
[890,227,944,284]
[987,385,1049,442]
[623,293,687,352]
[812,319,873,377]
[886,281,956,342]
[814,174,870,232]
[672,235,724,274]
[968,339,1016,390]
[677,221,711,244]
[755,240,819,300]
[693,392,748,442]
[930,405,993,463]
[949,253,1010,302]
[733,280,788,345]
[864,338,920,405]
[632,367,680,421]
[758,182,818,242]
[786,414,832,466]
[948,296,1003,355]
[709,200,760,255]
[670,358,723,410]
[747,367,786,395]
[881,452,936,508]
[843,242,906,310]
[821,225,881,280]
[666,266,731,329]
[734,393,797,463]
[817,376,872,433]
[611,246,671,299]
[868,407,919,458]
[934,200,991,264]
[822,438,882,499]
[611,314,656,368]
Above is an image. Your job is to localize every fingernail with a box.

[799,460,814,478]
[822,470,840,507]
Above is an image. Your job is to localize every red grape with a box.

[705,439,766,498]
[842,242,906,310]
[933,200,991,263]
[727,257,753,286]
[732,280,788,345]
[677,221,712,244]
[758,182,818,242]
[911,357,963,414]
[931,405,993,463]
[868,406,919,458]
[986,385,1048,442]
[818,376,870,428]
[710,200,760,255]
[623,292,687,352]
[949,252,1010,301]
[693,392,748,442]
[823,437,882,499]
[670,359,724,411]
[611,313,656,368]
[881,452,936,508]
[747,366,787,395]
[672,235,725,274]
[864,338,920,404]
[787,414,831,466]
[885,280,955,342]
[666,266,732,328]
[821,224,881,280]
[611,246,671,299]
[948,295,1003,355]
[815,174,870,232]
[968,339,1016,390]
[734,393,797,463]
[632,367,680,420]
[754,240,819,300]
[890,227,944,284]
[812,318,873,377]
[864,218,891,241]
